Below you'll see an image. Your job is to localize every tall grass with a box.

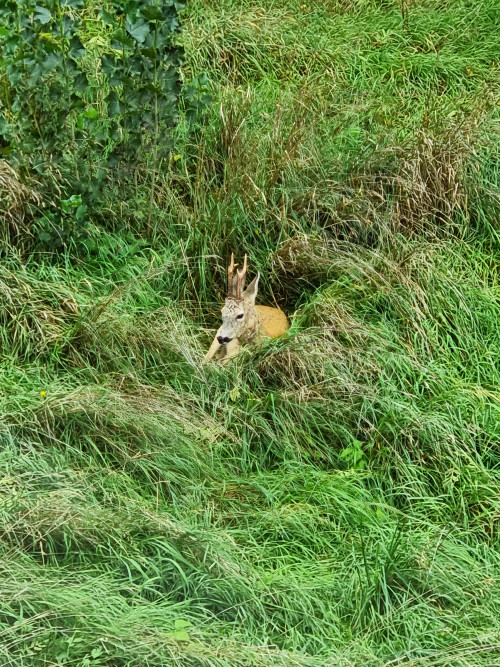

[0,0,499,664]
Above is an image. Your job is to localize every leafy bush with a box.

[0,0,184,249]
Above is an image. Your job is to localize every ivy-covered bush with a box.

[0,0,184,248]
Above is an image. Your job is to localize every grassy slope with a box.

[1,0,500,665]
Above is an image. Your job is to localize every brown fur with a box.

[255,305,289,338]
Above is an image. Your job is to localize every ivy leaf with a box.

[124,88,142,110]
[70,36,85,58]
[158,68,179,92]
[157,137,174,157]
[108,74,122,87]
[34,6,52,24]
[28,63,43,86]
[99,9,116,26]
[0,116,14,140]
[125,55,144,77]
[197,73,210,87]
[140,5,163,21]
[101,54,117,76]
[111,28,134,48]
[106,91,123,117]
[70,92,85,109]
[141,47,157,59]
[123,129,141,150]
[73,72,89,93]
[167,16,179,31]
[61,194,82,212]
[41,52,62,73]
[61,15,76,36]
[69,35,85,58]
[75,204,87,221]
[126,19,150,44]
[106,151,120,168]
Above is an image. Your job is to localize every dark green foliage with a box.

[0,0,184,249]
[182,72,213,124]
[99,0,185,168]
[0,0,90,176]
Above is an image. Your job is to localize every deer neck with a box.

[239,304,260,342]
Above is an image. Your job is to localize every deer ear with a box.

[243,272,259,301]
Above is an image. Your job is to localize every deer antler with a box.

[227,253,248,299]
[228,252,238,297]
[236,254,248,299]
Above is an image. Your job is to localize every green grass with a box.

[1,0,500,664]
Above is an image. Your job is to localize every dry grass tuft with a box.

[392,125,473,234]
[0,264,78,359]
[0,161,42,244]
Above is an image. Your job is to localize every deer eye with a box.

[236,313,244,320]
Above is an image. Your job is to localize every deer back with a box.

[255,305,290,338]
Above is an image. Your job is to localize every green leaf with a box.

[107,151,120,168]
[61,0,84,7]
[73,72,89,93]
[0,117,14,140]
[70,35,85,58]
[174,619,191,630]
[106,91,123,118]
[28,63,43,86]
[123,88,142,110]
[339,447,353,460]
[75,205,87,221]
[126,19,150,44]
[101,54,117,76]
[168,630,190,641]
[34,6,52,24]
[38,231,52,242]
[99,9,116,26]
[41,52,61,73]
[167,16,179,31]
[111,28,134,48]
[198,73,210,87]
[62,15,76,36]
[83,108,98,119]
[140,6,163,21]
[61,194,83,212]
[109,74,122,87]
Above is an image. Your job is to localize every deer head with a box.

[216,253,260,345]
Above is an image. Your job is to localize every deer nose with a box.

[217,336,232,345]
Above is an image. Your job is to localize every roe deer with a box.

[204,254,289,364]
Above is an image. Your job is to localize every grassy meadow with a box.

[1,0,500,664]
